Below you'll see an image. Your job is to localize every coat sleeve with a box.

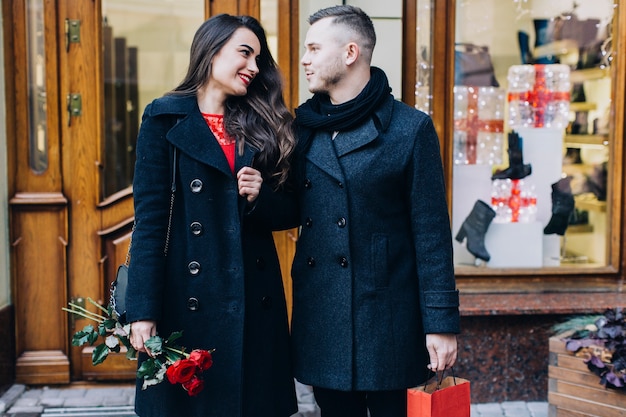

[409,114,460,334]
[244,179,300,232]
[125,103,173,324]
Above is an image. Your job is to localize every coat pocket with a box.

[371,233,390,289]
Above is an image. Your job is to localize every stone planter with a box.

[548,336,626,417]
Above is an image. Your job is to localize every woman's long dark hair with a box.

[168,14,294,187]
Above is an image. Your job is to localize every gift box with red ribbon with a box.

[453,86,505,165]
[507,64,570,129]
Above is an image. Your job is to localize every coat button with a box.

[188,261,201,275]
[304,179,312,189]
[337,217,346,228]
[305,217,313,227]
[190,179,203,193]
[337,181,344,188]
[187,297,199,311]
[256,257,266,270]
[261,296,272,309]
[339,257,348,268]
[190,221,203,236]
[307,257,316,267]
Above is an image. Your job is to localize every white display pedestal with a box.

[453,128,564,267]
[516,127,564,266]
[485,222,543,268]
[452,164,492,265]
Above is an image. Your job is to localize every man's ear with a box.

[345,42,359,65]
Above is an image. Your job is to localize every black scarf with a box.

[295,66,391,132]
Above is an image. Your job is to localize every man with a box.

[291,5,460,417]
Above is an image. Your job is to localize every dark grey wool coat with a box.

[126,95,297,417]
[291,94,460,391]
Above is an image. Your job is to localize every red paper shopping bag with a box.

[407,374,470,417]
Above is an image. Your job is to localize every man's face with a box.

[301,17,347,95]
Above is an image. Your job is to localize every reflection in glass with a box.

[452,0,615,268]
[26,0,48,174]
[101,0,204,198]
[260,0,279,59]
[415,0,434,114]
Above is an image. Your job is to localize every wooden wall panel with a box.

[11,194,70,384]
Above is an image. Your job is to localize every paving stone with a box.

[5,404,44,413]
[102,395,133,406]
[12,398,40,407]
[62,396,103,407]
[0,384,26,413]
[476,402,504,415]
[19,389,43,399]
[39,388,63,398]
[58,388,86,398]
[38,397,65,407]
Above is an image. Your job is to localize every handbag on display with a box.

[109,147,178,324]
[454,43,499,87]
[407,369,471,417]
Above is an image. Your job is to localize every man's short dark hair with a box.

[308,5,376,60]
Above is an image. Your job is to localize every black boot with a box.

[544,178,576,235]
[455,200,496,262]
[492,131,532,180]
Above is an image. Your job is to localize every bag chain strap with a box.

[124,146,178,266]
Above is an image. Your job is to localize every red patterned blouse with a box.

[201,113,235,174]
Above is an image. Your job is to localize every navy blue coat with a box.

[126,95,297,417]
[291,94,460,391]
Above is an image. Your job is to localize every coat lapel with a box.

[166,111,234,178]
[306,131,345,183]
[332,118,379,157]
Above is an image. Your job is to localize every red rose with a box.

[166,359,198,384]
[182,375,205,396]
[189,349,213,371]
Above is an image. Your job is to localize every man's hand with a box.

[426,333,458,371]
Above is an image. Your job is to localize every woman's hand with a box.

[237,166,263,203]
[130,320,157,356]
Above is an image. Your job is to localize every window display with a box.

[417,0,617,271]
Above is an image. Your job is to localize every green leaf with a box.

[166,331,183,344]
[126,346,137,360]
[137,358,159,379]
[144,336,165,356]
[141,361,167,390]
[103,318,117,330]
[97,322,108,337]
[92,343,110,365]
[87,331,99,345]
[72,325,96,346]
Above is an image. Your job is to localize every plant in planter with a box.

[554,308,626,391]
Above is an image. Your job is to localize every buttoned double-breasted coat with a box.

[291,94,460,391]
[126,95,297,417]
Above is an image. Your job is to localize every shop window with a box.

[444,0,616,271]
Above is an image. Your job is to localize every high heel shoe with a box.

[455,200,496,262]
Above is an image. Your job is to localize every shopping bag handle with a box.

[422,367,458,391]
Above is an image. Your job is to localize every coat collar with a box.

[301,94,395,182]
[150,95,256,177]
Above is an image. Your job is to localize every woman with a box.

[126,14,297,417]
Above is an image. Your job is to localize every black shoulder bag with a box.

[110,147,178,324]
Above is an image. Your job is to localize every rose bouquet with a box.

[64,297,213,396]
